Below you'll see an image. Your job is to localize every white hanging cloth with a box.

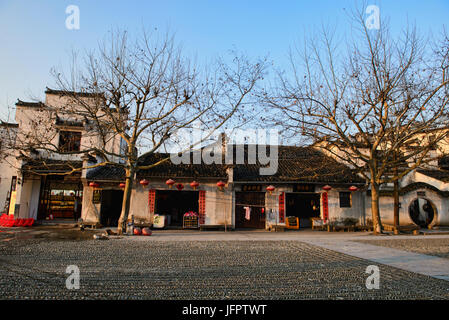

[244,206,251,220]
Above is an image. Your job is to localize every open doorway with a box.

[286,193,321,228]
[155,190,199,227]
[235,192,266,229]
[38,175,83,220]
[409,198,436,228]
[100,190,124,227]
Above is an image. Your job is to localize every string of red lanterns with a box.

[322,185,358,192]
[114,180,357,193]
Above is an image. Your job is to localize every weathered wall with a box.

[326,189,365,224]
[0,125,18,212]
[0,164,16,212]
[263,185,290,228]
[366,189,449,227]
[80,185,101,224]
[364,170,449,227]
[16,178,40,219]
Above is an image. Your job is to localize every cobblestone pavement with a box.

[355,238,449,259]
[0,238,448,299]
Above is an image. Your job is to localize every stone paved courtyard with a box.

[355,238,449,259]
[0,235,448,299]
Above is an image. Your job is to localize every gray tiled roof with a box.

[86,145,364,184]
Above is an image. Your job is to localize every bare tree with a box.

[9,30,265,233]
[261,10,449,233]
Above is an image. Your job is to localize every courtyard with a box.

[0,226,448,300]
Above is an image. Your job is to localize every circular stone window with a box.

[408,198,436,228]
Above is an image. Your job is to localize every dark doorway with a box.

[409,198,435,228]
[235,192,266,229]
[100,190,124,227]
[286,193,321,228]
[155,190,199,227]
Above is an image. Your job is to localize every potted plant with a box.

[183,211,199,229]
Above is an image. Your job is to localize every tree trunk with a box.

[393,176,400,234]
[117,166,135,234]
[371,182,383,234]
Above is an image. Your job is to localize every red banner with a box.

[322,192,329,221]
[279,192,285,223]
[199,190,206,225]
[148,189,156,214]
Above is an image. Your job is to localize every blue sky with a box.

[0,0,448,118]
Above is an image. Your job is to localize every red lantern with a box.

[142,227,152,236]
[140,179,149,187]
[166,179,175,189]
[133,227,142,235]
[349,186,358,192]
[322,185,332,191]
[89,182,100,188]
[119,182,126,189]
[217,181,226,190]
[176,183,184,191]
[266,185,275,195]
[190,181,200,190]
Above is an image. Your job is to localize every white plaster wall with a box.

[81,185,101,224]
[264,185,291,228]
[129,185,150,223]
[326,190,365,224]
[0,125,19,212]
[28,179,41,219]
[365,189,449,226]
[204,186,232,226]
[17,178,40,218]
[15,93,123,163]
[0,163,17,212]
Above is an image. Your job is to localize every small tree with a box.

[262,10,449,233]
[9,30,266,233]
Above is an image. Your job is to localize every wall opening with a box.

[286,193,321,228]
[235,191,266,229]
[155,190,199,227]
[408,197,436,228]
[100,190,124,227]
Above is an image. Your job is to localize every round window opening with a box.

[408,198,436,228]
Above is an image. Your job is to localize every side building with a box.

[0,88,122,220]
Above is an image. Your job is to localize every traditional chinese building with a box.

[0,89,122,220]
[81,145,366,230]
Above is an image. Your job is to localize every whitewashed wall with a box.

[81,185,102,224]
[364,169,449,227]
[264,185,290,228]
[16,178,40,219]
[366,189,449,227]
[326,189,365,223]
[0,161,17,212]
